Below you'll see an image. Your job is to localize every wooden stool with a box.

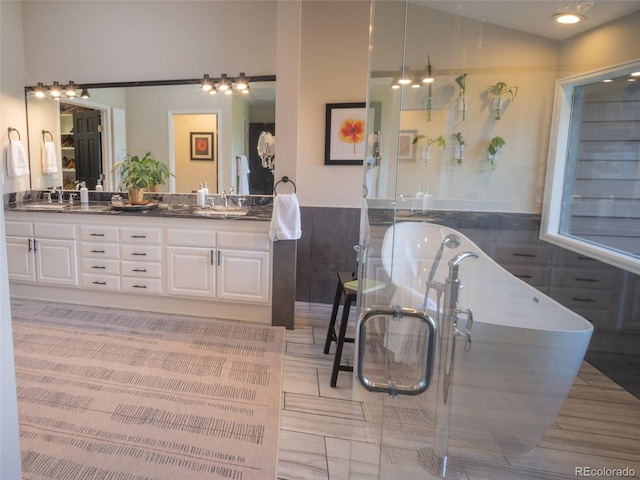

[324,272,358,387]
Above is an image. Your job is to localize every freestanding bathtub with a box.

[376,221,594,456]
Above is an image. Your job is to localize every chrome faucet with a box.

[221,190,228,207]
[51,187,64,204]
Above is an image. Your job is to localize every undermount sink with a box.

[21,203,68,210]
[195,206,249,216]
[69,203,114,212]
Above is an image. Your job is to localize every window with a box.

[542,61,640,275]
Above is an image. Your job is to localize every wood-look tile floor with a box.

[11,299,640,480]
[281,302,640,480]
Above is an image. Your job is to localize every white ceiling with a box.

[415,1,640,41]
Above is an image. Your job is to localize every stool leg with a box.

[331,296,352,388]
[324,280,344,354]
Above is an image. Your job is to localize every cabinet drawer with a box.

[492,244,549,266]
[121,277,162,294]
[551,267,620,289]
[80,225,119,242]
[82,274,121,291]
[5,221,33,237]
[120,245,162,262]
[81,243,119,259]
[549,287,616,311]
[120,227,162,244]
[121,261,162,278]
[34,222,77,240]
[82,258,120,275]
[217,231,270,251]
[166,228,216,247]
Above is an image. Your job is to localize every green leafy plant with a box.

[487,82,518,119]
[112,150,173,191]
[453,132,466,165]
[412,134,446,149]
[488,136,506,169]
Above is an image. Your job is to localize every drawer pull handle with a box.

[92,266,106,269]
[515,274,533,279]
[132,268,147,273]
[33,239,38,252]
[130,235,146,239]
[90,233,105,237]
[131,252,146,256]
[575,277,598,282]
[573,297,596,303]
[92,281,107,285]
[132,284,147,289]
[513,253,535,258]
[91,249,105,253]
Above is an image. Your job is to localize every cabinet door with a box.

[217,249,270,304]
[35,239,78,286]
[6,236,36,282]
[166,246,215,298]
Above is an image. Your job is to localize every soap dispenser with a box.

[422,187,434,212]
[80,182,89,204]
[95,176,103,191]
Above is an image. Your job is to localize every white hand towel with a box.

[269,193,302,241]
[6,139,30,177]
[237,155,250,195]
[41,140,58,174]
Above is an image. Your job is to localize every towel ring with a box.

[42,130,54,142]
[7,127,20,141]
[274,176,296,195]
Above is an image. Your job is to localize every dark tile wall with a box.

[296,206,360,303]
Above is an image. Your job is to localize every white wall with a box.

[558,10,640,79]
[1,0,29,195]
[296,1,371,207]
[0,2,24,477]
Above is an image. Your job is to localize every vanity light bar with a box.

[27,75,276,98]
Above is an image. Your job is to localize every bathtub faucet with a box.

[445,251,478,352]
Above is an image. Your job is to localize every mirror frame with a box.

[25,75,276,193]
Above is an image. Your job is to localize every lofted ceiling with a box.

[414,1,640,41]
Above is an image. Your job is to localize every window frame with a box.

[541,59,640,276]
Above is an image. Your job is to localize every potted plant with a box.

[112,150,173,204]
[487,136,506,170]
[453,132,466,165]
[487,82,518,120]
[412,133,446,166]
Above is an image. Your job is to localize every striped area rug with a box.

[11,303,285,480]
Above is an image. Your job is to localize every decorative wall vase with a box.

[488,152,500,170]
[421,145,431,166]
[492,96,503,120]
[455,145,465,166]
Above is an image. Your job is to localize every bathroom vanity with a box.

[4,206,273,324]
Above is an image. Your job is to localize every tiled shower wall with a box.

[296,207,361,304]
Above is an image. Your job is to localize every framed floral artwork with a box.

[190,132,214,161]
[324,103,373,165]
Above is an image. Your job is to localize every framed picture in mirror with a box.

[190,132,214,161]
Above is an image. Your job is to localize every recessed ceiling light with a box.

[553,13,583,24]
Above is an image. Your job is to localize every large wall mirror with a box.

[25,78,276,194]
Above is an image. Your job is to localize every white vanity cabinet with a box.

[5,211,273,324]
[166,229,216,298]
[165,226,270,304]
[216,231,270,304]
[80,224,121,291]
[120,226,163,295]
[6,219,78,286]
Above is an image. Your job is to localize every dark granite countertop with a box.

[5,191,273,222]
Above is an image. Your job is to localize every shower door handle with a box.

[356,306,437,397]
